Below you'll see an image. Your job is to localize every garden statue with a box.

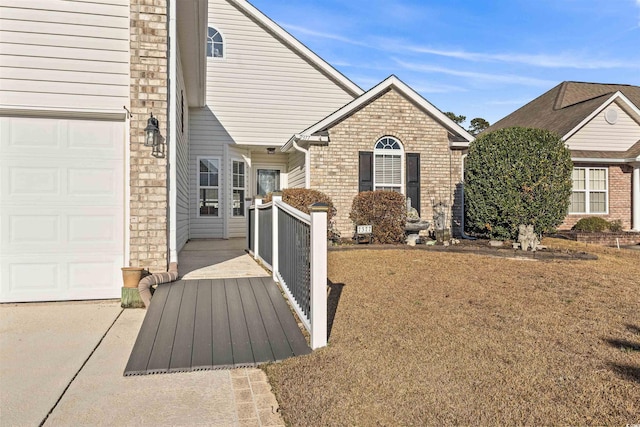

[518,224,540,251]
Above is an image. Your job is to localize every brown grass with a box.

[264,239,640,426]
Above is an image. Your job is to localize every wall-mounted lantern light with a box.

[144,113,160,147]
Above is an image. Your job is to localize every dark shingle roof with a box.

[486,81,640,137]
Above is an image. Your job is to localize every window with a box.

[207,27,224,58]
[570,167,608,214]
[199,158,219,216]
[257,169,281,195]
[232,160,245,217]
[374,137,403,192]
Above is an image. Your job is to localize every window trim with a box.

[197,156,221,218]
[569,166,609,215]
[207,27,225,59]
[231,158,246,218]
[373,136,404,193]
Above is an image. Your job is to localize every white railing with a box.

[247,194,328,349]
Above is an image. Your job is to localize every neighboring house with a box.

[0,0,471,303]
[282,76,473,237]
[486,81,640,232]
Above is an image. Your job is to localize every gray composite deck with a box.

[124,277,311,376]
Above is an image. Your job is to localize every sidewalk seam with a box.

[39,307,125,427]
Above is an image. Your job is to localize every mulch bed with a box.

[330,237,599,261]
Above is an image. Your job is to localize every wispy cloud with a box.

[281,23,370,47]
[394,59,555,87]
[402,46,636,69]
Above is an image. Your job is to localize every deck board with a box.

[125,277,311,376]
[191,279,213,369]
[211,279,234,368]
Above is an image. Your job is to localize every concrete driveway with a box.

[0,239,285,426]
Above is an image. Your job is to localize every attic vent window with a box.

[207,27,224,58]
[604,108,618,125]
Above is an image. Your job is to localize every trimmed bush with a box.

[263,188,334,222]
[572,217,621,232]
[349,191,406,244]
[608,219,623,232]
[465,127,573,240]
[263,188,339,241]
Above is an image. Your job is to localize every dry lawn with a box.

[264,239,640,426]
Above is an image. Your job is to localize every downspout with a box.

[139,263,179,308]
[292,140,310,188]
[168,0,178,263]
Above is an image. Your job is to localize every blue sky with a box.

[249,0,640,127]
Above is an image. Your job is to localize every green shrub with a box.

[465,127,573,240]
[572,217,623,232]
[608,219,623,232]
[349,191,406,244]
[263,188,339,240]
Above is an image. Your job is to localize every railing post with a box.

[254,197,262,260]
[309,203,328,349]
[245,197,253,250]
[271,192,282,282]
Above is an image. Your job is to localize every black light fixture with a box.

[266,147,276,155]
[144,113,160,147]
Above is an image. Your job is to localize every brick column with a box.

[129,0,169,272]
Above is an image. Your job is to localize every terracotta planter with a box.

[121,267,145,288]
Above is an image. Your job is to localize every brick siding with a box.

[308,89,464,239]
[129,0,169,271]
[560,164,633,231]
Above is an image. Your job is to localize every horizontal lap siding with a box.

[567,102,640,152]
[0,0,129,111]
[189,107,225,239]
[206,0,356,147]
[176,49,189,251]
[287,150,306,189]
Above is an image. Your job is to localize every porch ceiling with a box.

[177,0,207,107]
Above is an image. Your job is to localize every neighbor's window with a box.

[232,160,245,217]
[199,158,219,216]
[374,136,403,192]
[207,27,224,58]
[570,167,608,214]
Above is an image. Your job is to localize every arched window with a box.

[374,136,403,192]
[207,27,224,58]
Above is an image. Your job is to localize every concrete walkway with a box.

[0,239,285,426]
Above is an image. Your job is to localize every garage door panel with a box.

[0,116,125,302]
[3,209,123,253]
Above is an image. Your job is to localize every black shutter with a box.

[406,153,420,215]
[358,151,373,192]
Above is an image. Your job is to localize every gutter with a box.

[281,133,329,152]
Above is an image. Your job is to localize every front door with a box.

[257,169,281,195]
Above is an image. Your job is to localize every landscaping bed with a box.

[264,239,640,426]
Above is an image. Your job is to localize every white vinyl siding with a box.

[566,102,640,152]
[287,150,306,189]
[176,51,190,252]
[0,0,129,111]
[206,0,356,146]
[189,108,225,238]
[570,167,608,214]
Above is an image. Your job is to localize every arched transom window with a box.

[374,136,403,192]
[207,27,224,58]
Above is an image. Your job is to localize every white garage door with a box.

[0,116,126,302]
